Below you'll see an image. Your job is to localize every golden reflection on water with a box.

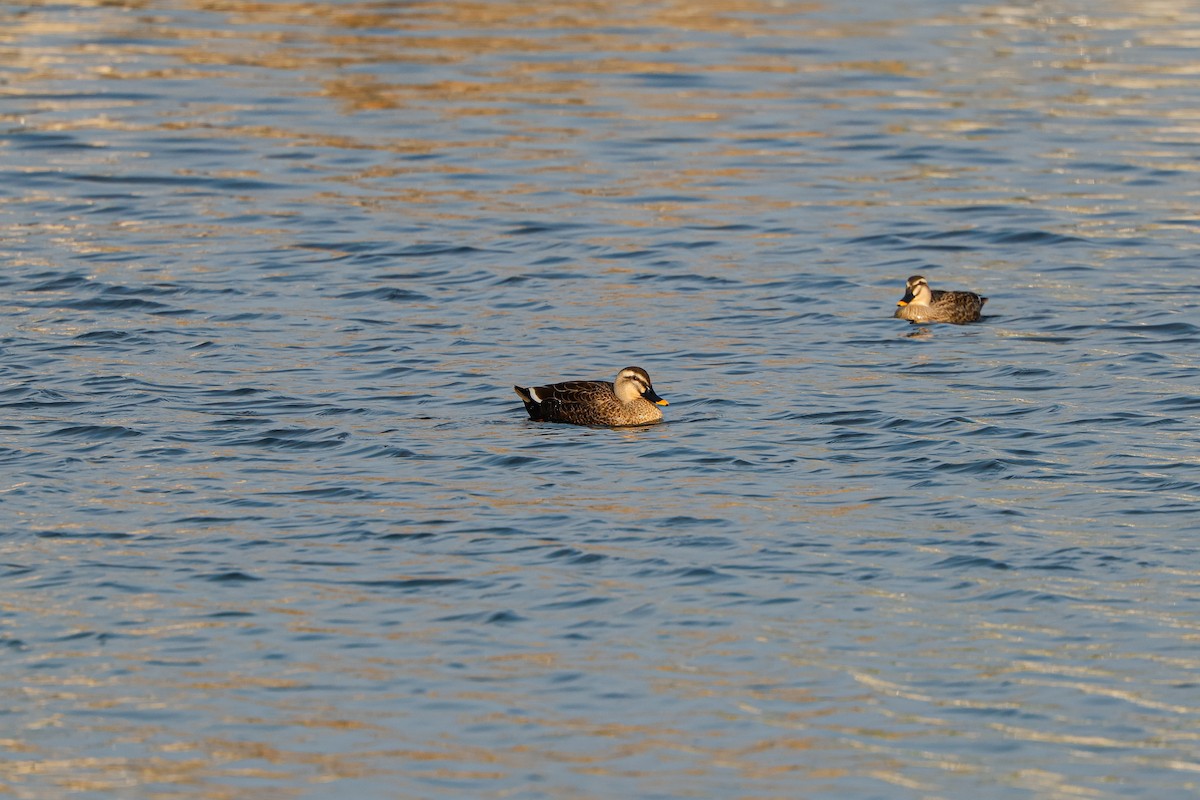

[3,0,1198,243]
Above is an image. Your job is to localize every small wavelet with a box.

[335,287,431,302]
[42,424,143,441]
[546,548,608,565]
[222,427,349,450]
[1149,395,1200,412]
[40,296,173,312]
[347,578,465,592]
[198,571,263,583]
[436,609,527,625]
[27,272,91,292]
[1113,322,1198,338]
[34,530,133,540]
[931,555,1012,571]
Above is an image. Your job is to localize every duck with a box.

[894,274,987,324]
[514,366,668,426]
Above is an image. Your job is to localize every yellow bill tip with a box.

[896,300,908,307]
[656,399,669,406]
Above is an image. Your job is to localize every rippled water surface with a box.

[2,1,1199,797]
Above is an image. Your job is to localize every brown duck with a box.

[514,366,668,426]
[894,275,987,324]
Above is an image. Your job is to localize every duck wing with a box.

[515,380,614,421]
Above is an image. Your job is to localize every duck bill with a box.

[644,388,669,406]
[896,291,914,307]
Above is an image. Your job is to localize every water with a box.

[2,1,1199,797]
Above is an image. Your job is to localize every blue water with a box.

[2,1,1199,797]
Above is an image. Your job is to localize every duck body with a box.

[514,366,668,427]
[894,275,987,324]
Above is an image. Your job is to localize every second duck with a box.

[894,274,987,324]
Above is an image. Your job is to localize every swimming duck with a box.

[894,275,987,324]
[514,366,668,426]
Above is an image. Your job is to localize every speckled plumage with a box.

[894,275,987,324]
[514,366,668,427]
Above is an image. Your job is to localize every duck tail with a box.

[514,385,542,419]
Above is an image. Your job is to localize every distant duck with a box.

[894,275,987,324]
[514,366,669,426]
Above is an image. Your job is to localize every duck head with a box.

[897,275,932,307]
[615,366,668,406]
